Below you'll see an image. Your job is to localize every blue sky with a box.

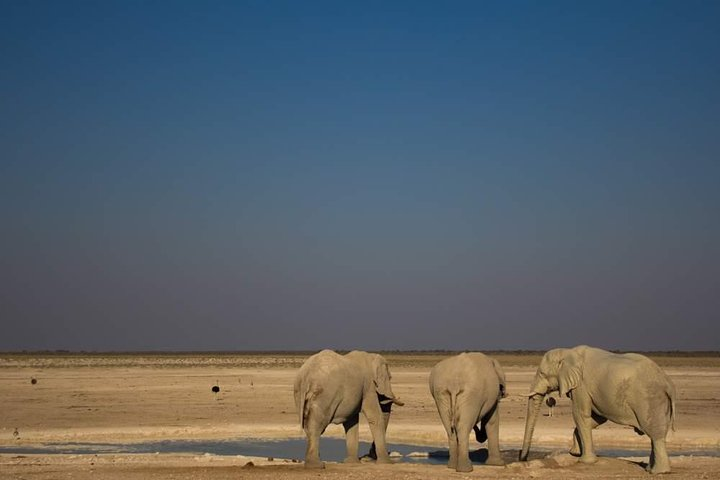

[1,1,719,351]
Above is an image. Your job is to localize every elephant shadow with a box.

[628,459,650,471]
[428,448,522,464]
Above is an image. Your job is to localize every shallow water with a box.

[0,438,717,464]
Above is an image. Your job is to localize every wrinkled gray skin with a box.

[520,345,676,474]
[294,350,403,469]
[429,352,507,472]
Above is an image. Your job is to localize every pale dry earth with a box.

[1,352,719,479]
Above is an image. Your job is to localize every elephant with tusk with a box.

[294,349,403,468]
[519,345,676,474]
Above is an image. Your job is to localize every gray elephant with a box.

[293,349,403,468]
[429,352,507,472]
[520,345,676,474]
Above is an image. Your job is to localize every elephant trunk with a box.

[519,393,544,461]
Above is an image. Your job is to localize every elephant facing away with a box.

[429,352,507,472]
[520,345,676,474]
[293,350,403,468]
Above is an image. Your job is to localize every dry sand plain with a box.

[1,352,719,479]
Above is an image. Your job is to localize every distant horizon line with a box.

[2,349,719,356]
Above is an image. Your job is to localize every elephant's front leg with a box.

[570,392,598,464]
[367,399,392,459]
[571,412,606,456]
[343,414,361,463]
[483,404,505,466]
[362,397,392,464]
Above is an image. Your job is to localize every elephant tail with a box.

[296,384,306,428]
[297,382,309,429]
[667,386,677,432]
[299,383,322,430]
[449,389,462,434]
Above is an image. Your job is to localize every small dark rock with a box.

[243,461,254,468]
[211,385,220,393]
[31,378,37,385]
[267,457,273,461]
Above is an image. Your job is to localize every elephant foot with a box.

[343,456,360,464]
[485,456,505,466]
[647,461,671,474]
[375,455,392,464]
[303,459,325,469]
[579,454,598,464]
[569,444,581,456]
[455,462,473,473]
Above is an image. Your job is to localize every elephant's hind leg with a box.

[453,414,474,473]
[303,427,324,469]
[303,410,327,468]
[343,414,361,463]
[644,417,671,474]
[647,436,671,474]
[482,403,504,466]
[636,395,672,474]
[434,393,458,470]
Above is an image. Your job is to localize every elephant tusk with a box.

[378,394,404,406]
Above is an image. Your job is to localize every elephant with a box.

[519,345,676,474]
[293,349,404,468]
[429,352,507,472]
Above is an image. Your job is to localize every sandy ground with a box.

[1,352,719,479]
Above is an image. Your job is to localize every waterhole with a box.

[0,439,717,464]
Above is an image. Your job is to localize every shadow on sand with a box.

[425,447,546,465]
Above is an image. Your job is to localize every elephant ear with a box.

[369,354,405,406]
[491,358,508,399]
[371,355,393,396]
[558,351,583,397]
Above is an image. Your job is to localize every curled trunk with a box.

[519,394,544,461]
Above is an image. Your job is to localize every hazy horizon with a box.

[2,1,719,352]
[2,348,719,354]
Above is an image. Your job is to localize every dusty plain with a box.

[1,351,719,479]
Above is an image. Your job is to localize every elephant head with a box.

[520,346,585,460]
